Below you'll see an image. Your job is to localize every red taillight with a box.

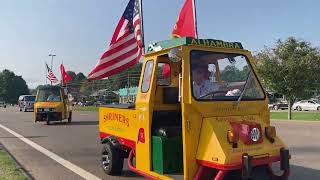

[138,128,145,143]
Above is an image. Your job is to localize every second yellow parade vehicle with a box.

[98,37,290,180]
[34,85,72,125]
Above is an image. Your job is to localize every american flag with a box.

[88,0,142,80]
[46,63,59,84]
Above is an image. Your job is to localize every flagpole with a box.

[193,0,198,38]
[138,0,145,54]
[45,62,48,85]
[61,60,64,87]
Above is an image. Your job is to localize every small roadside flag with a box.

[60,64,72,85]
[88,0,143,80]
[46,63,59,84]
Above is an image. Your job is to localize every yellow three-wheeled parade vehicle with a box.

[98,37,290,180]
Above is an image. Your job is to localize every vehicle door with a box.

[307,101,317,111]
[299,101,307,110]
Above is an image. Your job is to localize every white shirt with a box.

[193,80,220,99]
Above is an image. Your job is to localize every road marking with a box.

[0,124,101,180]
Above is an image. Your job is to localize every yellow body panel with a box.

[99,108,138,143]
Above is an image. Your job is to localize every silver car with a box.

[18,95,36,112]
[292,99,320,111]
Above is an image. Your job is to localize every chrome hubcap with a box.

[102,152,110,169]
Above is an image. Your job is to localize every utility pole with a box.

[49,54,56,70]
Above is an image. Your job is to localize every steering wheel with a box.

[199,90,228,99]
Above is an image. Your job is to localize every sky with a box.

[0,0,319,89]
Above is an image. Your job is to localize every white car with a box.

[292,100,320,111]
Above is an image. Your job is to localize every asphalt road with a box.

[0,106,319,180]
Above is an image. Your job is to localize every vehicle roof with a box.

[38,85,62,90]
[146,37,244,54]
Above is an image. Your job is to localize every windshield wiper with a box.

[234,71,252,106]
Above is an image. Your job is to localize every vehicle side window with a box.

[141,60,154,93]
[157,63,170,86]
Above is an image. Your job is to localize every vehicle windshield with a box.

[190,50,265,101]
[37,88,61,102]
[25,96,36,101]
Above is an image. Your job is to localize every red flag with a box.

[88,0,142,80]
[162,64,171,78]
[60,64,72,85]
[172,0,197,38]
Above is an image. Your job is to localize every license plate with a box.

[43,108,50,112]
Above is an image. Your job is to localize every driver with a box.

[192,63,222,99]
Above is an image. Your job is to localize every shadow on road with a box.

[121,170,141,177]
[290,165,320,180]
[48,121,98,126]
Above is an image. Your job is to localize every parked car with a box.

[293,99,320,111]
[93,101,106,107]
[0,101,6,108]
[18,95,36,112]
[271,101,288,110]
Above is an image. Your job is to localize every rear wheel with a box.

[101,143,124,175]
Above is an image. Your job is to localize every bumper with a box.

[35,112,62,122]
[196,148,290,180]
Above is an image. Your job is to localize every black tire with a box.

[46,116,50,125]
[19,108,22,112]
[297,106,302,111]
[224,166,270,180]
[250,166,271,180]
[101,143,124,175]
[317,107,320,111]
[68,112,72,123]
[24,106,27,112]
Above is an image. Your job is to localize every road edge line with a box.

[0,124,101,180]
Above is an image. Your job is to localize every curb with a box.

[271,119,320,123]
[0,143,34,180]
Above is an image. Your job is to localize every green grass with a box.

[270,111,320,121]
[72,106,98,112]
[0,149,27,180]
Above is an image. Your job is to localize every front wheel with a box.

[250,166,271,180]
[68,112,72,123]
[317,107,320,111]
[101,143,124,175]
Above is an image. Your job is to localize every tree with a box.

[0,69,29,104]
[66,71,77,80]
[256,37,320,119]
